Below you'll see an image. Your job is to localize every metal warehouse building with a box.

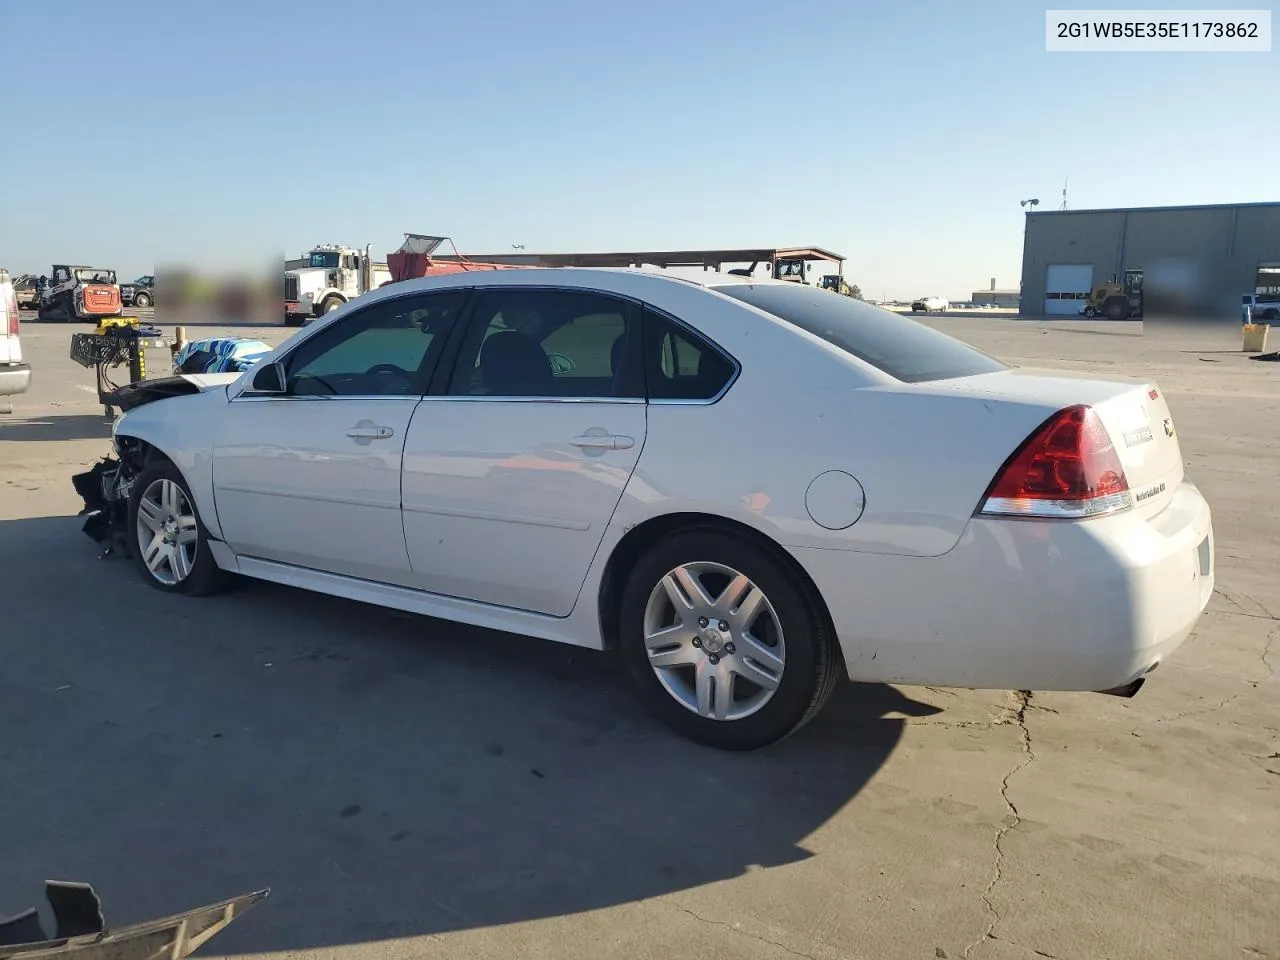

[1019,201,1280,319]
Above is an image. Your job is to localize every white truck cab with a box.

[0,270,32,413]
[283,244,391,326]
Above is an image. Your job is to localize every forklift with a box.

[1082,269,1144,320]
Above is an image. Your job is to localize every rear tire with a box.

[619,528,841,750]
[128,458,234,597]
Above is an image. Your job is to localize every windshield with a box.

[714,283,1007,383]
[75,268,116,283]
[309,252,340,269]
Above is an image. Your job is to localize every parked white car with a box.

[0,270,32,413]
[98,269,1214,749]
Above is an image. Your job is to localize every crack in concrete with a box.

[1140,614,1277,730]
[1213,588,1279,622]
[1260,629,1277,679]
[923,685,961,698]
[677,906,820,960]
[963,690,1036,960]
[908,719,996,731]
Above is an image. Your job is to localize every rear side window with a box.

[714,284,1007,383]
[642,308,737,401]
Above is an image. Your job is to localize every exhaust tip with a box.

[1096,677,1146,698]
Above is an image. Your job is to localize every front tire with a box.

[128,459,233,596]
[320,296,344,315]
[619,528,841,750]
[134,291,152,307]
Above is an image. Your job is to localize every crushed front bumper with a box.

[72,457,135,558]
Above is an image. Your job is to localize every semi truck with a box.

[283,244,391,326]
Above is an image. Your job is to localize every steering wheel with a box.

[367,363,413,392]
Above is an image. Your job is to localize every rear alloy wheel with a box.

[129,460,232,596]
[620,529,841,750]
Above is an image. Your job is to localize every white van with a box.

[0,269,32,413]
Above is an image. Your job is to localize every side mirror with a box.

[250,362,287,394]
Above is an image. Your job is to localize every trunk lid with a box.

[920,367,1184,519]
[1090,382,1183,519]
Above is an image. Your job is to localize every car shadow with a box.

[0,515,937,955]
[0,414,112,442]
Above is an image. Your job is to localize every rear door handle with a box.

[571,434,635,450]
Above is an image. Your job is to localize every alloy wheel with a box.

[136,478,199,585]
[642,561,786,722]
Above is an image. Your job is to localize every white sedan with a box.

[100,269,1214,750]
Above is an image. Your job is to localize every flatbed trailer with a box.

[432,244,846,282]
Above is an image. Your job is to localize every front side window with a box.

[447,288,642,399]
[715,282,1006,384]
[282,290,467,397]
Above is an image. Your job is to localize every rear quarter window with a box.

[714,284,1007,383]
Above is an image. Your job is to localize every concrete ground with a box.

[1,311,1276,960]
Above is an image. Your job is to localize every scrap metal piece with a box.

[0,886,269,960]
[45,884,103,940]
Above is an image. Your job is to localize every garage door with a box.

[1044,264,1094,316]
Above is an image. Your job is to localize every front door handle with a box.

[571,434,635,450]
[346,419,395,441]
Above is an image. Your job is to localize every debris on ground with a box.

[0,881,268,959]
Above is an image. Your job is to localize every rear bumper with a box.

[794,478,1214,693]
[0,362,32,396]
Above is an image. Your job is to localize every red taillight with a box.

[978,405,1131,520]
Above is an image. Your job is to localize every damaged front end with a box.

[0,881,268,960]
[109,375,210,413]
[72,373,239,557]
[71,439,149,559]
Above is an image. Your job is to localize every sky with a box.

[1,0,1275,300]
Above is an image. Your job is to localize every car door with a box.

[212,289,468,586]
[401,286,647,616]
